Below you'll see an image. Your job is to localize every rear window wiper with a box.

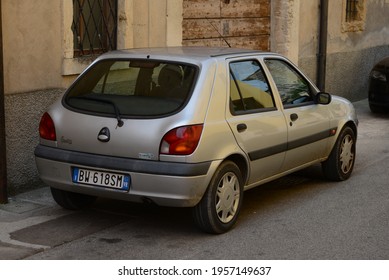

[70,95,124,127]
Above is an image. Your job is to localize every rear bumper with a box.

[35,145,216,207]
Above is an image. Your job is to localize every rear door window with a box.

[64,60,198,118]
[229,60,276,114]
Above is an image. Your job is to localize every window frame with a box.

[342,0,366,32]
[345,0,359,22]
[62,0,132,76]
[263,58,316,109]
[228,59,277,116]
[72,0,118,58]
[62,0,182,77]
[62,58,199,119]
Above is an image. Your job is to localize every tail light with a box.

[39,112,57,141]
[160,125,203,155]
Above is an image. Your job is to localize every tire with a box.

[51,187,97,210]
[193,161,244,234]
[369,103,384,114]
[322,126,356,181]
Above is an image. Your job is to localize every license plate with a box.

[72,167,130,191]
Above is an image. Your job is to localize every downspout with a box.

[0,0,8,204]
[317,0,329,91]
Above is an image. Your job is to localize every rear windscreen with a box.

[64,59,198,118]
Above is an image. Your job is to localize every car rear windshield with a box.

[64,59,198,118]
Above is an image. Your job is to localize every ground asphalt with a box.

[0,99,386,259]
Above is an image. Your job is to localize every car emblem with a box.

[97,127,110,142]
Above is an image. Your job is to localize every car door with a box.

[225,59,288,185]
[263,58,331,172]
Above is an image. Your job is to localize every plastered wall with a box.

[2,0,183,193]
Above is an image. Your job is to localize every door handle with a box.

[289,113,298,126]
[290,113,299,122]
[237,123,247,132]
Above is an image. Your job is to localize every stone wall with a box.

[4,89,64,195]
[299,45,389,101]
[272,0,389,101]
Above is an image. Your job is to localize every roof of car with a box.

[98,46,273,62]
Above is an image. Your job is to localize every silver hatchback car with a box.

[35,47,358,233]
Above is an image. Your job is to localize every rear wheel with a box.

[193,161,243,234]
[322,126,356,181]
[51,188,97,210]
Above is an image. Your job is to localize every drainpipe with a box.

[317,0,329,91]
[0,0,8,204]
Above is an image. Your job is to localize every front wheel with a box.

[193,161,244,234]
[322,126,356,181]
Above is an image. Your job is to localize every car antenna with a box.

[206,17,231,48]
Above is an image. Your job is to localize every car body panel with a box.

[226,110,287,183]
[281,104,332,171]
[35,142,224,207]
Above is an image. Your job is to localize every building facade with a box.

[2,0,389,194]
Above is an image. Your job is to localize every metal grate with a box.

[345,0,359,22]
[72,0,118,57]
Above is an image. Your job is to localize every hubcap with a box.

[340,135,354,174]
[215,172,240,223]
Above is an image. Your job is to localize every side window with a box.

[264,59,313,106]
[229,60,275,114]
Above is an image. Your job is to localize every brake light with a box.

[160,125,203,155]
[39,112,57,141]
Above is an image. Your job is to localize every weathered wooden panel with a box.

[183,0,220,19]
[221,0,270,18]
[183,18,270,40]
[183,19,222,40]
[182,0,271,50]
[182,35,269,50]
[222,18,270,37]
[227,35,269,50]
[182,38,229,47]
[184,0,270,19]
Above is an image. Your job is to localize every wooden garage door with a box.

[183,0,270,50]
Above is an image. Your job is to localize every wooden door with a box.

[183,0,270,50]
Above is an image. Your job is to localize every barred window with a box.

[345,0,359,22]
[72,0,118,57]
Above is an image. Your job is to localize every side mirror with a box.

[315,92,332,105]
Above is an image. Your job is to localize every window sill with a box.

[62,57,96,76]
[342,21,365,33]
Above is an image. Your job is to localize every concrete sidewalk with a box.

[0,99,384,259]
[0,186,69,259]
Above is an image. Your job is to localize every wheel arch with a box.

[344,120,358,140]
[328,120,358,157]
[322,123,356,181]
[223,153,249,185]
